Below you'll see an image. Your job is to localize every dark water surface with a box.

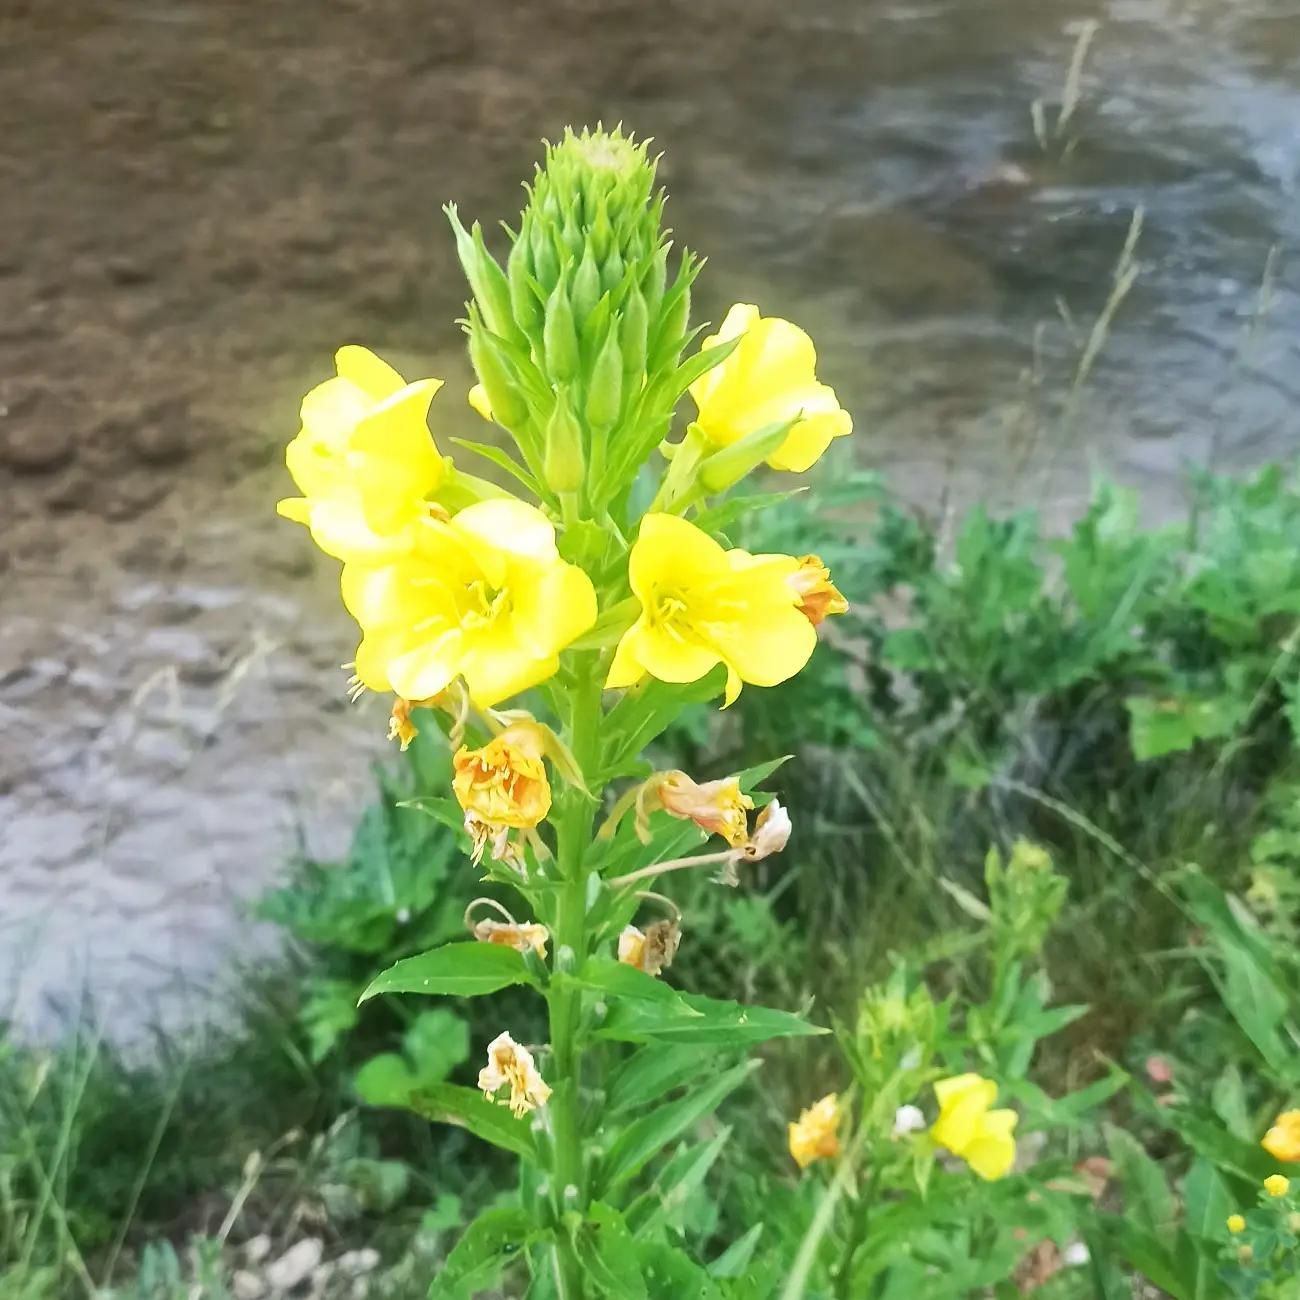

[1,0,1297,1036]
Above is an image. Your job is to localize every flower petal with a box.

[334,345,406,399]
[629,513,728,600]
[509,558,598,657]
[454,500,559,563]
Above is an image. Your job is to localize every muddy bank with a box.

[1,0,1297,1037]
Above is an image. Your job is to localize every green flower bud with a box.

[600,246,625,297]
[697,416,796,493]
[445,205,517,343]
[651,264,693,368]
[590,201,613,263]
[530,220,559,292]
[543,387,584,494]
[571,246,601,330]
[543,279,580,383]
[585,329,623,431]
[642,246,668,321]
[619,286,648,385]
[507,228,543,337]
[468,316,530,432]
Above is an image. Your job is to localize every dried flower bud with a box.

[743,799,792,860]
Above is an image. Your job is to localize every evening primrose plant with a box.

[277,127,852,1296]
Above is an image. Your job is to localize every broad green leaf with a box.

[1107,1221,1187,1299]
[403,1007,471,1083]
[636,1241,723,1300]
[1183,1158,1232,1300]
[353,1053,416,1107]
[601,1062,757,1191]
[572,1203,648,1300]
[626,1127,732,1236]
[1156,1106,1275,1183]
[606,1044,729,1113]
[709,1224,765,1279]
[597,989,826,1047]
[360,942,534,1002]
[1106,1125,1177,1251]
[408,1084,539,1163]
[429,1206,541,1300]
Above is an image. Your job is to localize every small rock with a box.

[243,1234,272,1265]
[264,1238,323,1293]
[0,422,75,474]
[333,1249,379,1278]
[231,1270,268,1300]
[822,205,1000,315]
[130,403,192,466]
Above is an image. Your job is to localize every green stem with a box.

[547,669,603,1299]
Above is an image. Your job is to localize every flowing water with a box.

[2,0,1298,1037]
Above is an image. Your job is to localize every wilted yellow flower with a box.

[472,918,549,958]
[278,346,445,562]
[1264,1111,1300,1163]
[387,694,448,751]
[657,771,753,847]
[1265,1174,1291,1198]
[788,1093,842,1169]
[1227,1214,1246,1234]
[454,726,552,828]
[690,304,852,474]
[617,920,681,977]
[931,1074,1018,1181]
[477,1031,551,1118]
[606,514,817,706]
[789,555,848,626]
[743,799,792,861]
[343,500,597,708]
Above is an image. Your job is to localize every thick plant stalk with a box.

[547,670,604,1298]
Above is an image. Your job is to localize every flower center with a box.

[462,578,509,628]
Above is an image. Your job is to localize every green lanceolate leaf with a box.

[709,1224,765,1279]
[606,1044,729,1113]
[626,1127,732,1236]
[449,438,545,497]
[407,1084,540,1162]
[575,957,698,1006]
[429,1206,541,1300]
[360,942,535,1003]
[1105,1125,1178,1251]
[572,1204,648,1300]
[600,1060,758,1191]
[597,989,827,1047]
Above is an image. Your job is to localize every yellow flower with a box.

[617,921,681,977]
[930,1074,1018,1181]
[278,346,445,562]
[1265,1174,1291,1198]
[1264,1111,1300,1163]
[606,513,817,706]
[472,918,549,958]
[343,500,597,708]
[790,555,848,626]
[477,1031,551,1118]
[1227,1214,1246,1234]
[657,771,753,847]
[788,1093,842,1169]
[689,304,852,473]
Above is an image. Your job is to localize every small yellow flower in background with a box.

[477,1032,551,1118]
[657,771,753,847]
[788,1093,842,1169]
[278,346,445,562]
[606,513,817,706]
[789,555,848,626]
[343,500,597,709]
[1265,1174,1291,1198]
[618,920,681,977]
[472,918,549,958]
[1227,1214,1246,1234]
[930,1073,1018,1181]
[689,304,852,474]
[1263,1110,1300,1163]
[467,383,493,422]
